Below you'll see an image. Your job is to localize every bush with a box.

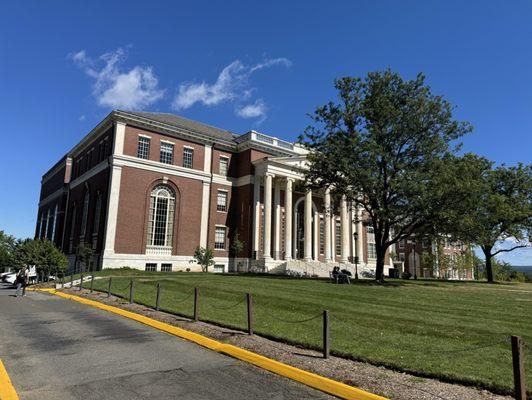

[401,271,412,280]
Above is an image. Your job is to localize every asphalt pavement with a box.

[0,282,333,400]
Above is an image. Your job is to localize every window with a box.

[399,239,405,249]
[147,185,175,247]
[92,192,102,249]
[367,226,377,259]
[160,142,174,164]
[183,147,194,168]
[69,205,77,253]
[422,238,430,248]
[161,263,172,272]
[51,204,58,241]
[45,209,51,239]
[217,190,228,212]
[213,264,225,273]
[215,226,226,250]
[219,156,229,176]
[398,252,405,262]
[80,191,90,239]
[145,263,157,272]
[137,136,150,159]
[335,219,341,255]
[319,216,325,254]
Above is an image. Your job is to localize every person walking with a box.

[15,266,29,297]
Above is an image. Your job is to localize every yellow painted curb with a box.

[37,288,387,400]
[0,358,19,400]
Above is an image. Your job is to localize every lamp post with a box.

[353,216,359,281]
[412,238,418,280]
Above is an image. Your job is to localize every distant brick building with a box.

[394,236,474,280]
[36,110,394,275]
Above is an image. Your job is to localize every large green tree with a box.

[0,230,17,269]
[14,239,68,276]
[448,162,532,282]
[300,70,472,282]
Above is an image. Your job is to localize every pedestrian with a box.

[15,266,29,297]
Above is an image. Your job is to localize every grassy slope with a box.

[84,270,532,395]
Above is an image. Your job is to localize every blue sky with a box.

[1,1,530,264]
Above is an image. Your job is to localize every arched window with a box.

[51,204,58,241]
[45,209,51,239]
[80,190,90,239]
[147,185,175,247]
[92,192,102,249]
[69,204,77,253]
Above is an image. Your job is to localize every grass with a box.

[80,270,532,395]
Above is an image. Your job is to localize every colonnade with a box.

[252,173,364,263]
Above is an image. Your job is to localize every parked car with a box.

[2,272,17,285]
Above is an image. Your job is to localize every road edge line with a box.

[0,357,19,400]
[37,288,387,400]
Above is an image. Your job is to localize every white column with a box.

[252,174,261,259]
[313,210,319,261]
[102,165,122,258]
[340,195,349,263]
[284,178,293,260]
[199,182,210,248]
[324,188,332,262]
[273,181,281,260]
[113,121,126,156]
[203,144,212,173]
[356,206,364,263]
[330,213,336,262]
[304,190,313,261]
[263,173,273,260]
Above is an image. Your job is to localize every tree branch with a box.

[491,244,530,257]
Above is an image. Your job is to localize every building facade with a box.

[394,236,474,280]
[36,110,394,276]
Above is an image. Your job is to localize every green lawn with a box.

[81,270,532,395]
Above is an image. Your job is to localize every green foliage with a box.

[300,70,472,281]
[229,232,245,257]
[13,239,67,274]
[76,243,94,271]
[445,159,532,282]
[477,258,528,282]
[191,246,214,272]
[0,230,17,269]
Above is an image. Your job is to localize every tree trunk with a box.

[482,247,494,283]
[375,244,387,283]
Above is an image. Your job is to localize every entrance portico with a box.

[251,156,355,266]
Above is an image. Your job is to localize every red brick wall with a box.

[114,166,203,256]
[124,125,205,171]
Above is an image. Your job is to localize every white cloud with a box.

[236,99,267,120]
[78,115,86,121]
[172,57,291,119]
[70,48,165,110]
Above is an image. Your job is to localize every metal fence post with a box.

[61,275,64,288]
[129,280,134,304]
[79,273,83,290]
[247,293,253,335]
[511,336,526,400]
[70,274,74,289]
[90,275,94,293]
[107,277,112,297]
[194,287,199,321]
[155,283,161,311]
[323,310,330,359]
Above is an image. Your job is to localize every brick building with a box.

[36,110,394,275]
[394,236,474,280]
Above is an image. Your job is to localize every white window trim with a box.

[138,134,152,139]
[160,139,175,145]
[183,145,195,150]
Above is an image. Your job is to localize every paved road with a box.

[0,283,333,400]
